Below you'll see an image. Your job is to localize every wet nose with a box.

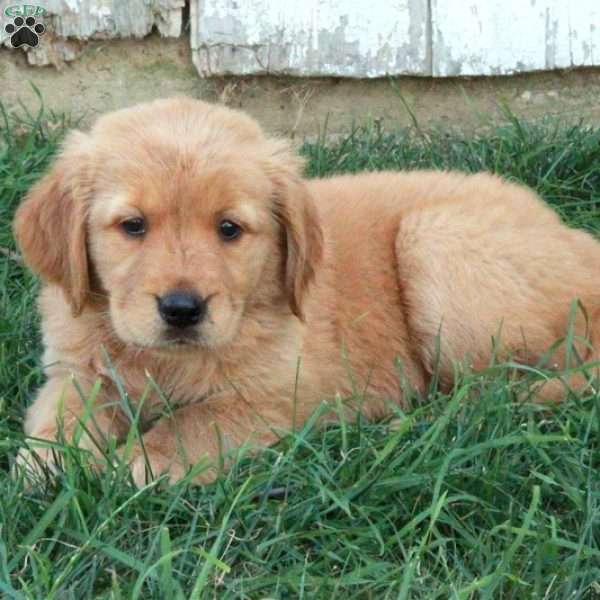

[157,291,206,328]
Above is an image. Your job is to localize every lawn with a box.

[1,103,600,599]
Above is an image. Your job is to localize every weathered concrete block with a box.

[0,0,184,66]
[568,0,600,67]
[431,0,599,76]
[1,0,599,76]
[190,0,430,78]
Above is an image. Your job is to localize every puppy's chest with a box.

[107,351,285,419]
[107,355,215,412]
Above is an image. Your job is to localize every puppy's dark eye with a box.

[218,219,243,241]
[121,217,146,237]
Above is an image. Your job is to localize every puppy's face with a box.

[14,99,323,353]
[89,166,277,350]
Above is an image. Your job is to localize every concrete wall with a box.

[191,0,429,77]
[1,0,599,76]
[431,0,599,76]
[193,0,600,77]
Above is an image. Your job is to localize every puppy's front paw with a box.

[14,438,107,486]
[13,443,61,484]
[121,441,220,486]
[122,444,187,487]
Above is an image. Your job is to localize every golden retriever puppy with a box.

[13,97,600,485]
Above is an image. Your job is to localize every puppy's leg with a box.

[395,186,600,402]
[121,394,281,486]
[526,305,600,403]
[17,375,129,476]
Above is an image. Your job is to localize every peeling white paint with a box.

[89,5,112,21]
[431,0,600,76]
[190,0,429,78]
[38,0,184,38]
[0,0,184,66]
[1,0,599,76]
[190,0,600,77]
[431,0,572,76]
[63,0,79,12]
[568,0,600,65]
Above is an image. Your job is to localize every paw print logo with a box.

[4,16,45,48]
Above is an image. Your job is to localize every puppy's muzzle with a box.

[157,291,206,328]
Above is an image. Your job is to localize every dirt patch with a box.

[2,34,600,137]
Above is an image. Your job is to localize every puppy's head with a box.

[14,98,323,351]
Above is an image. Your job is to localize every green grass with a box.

[2,103,600,599]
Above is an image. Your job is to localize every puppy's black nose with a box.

[157,291,206,328]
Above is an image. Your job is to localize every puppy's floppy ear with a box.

[13,130,93,316]
[267,142,324,320]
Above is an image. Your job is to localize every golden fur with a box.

[13,97,600,485]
